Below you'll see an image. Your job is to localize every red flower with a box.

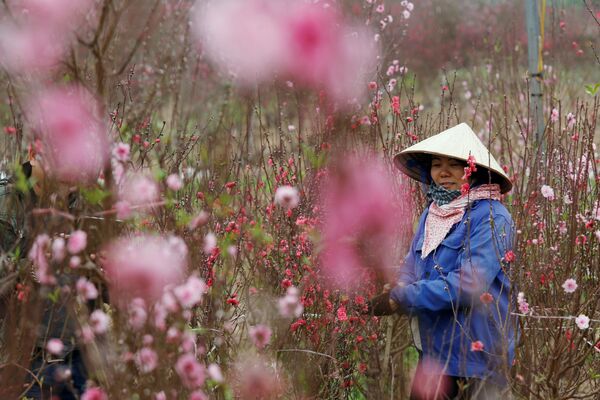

[504,250,515,263]
[470,340,484,352]
[3,126,16,135]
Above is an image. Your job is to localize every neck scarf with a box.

[426,183,461,206]
[421,184,502,259]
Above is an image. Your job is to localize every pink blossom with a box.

[337,305,348,322]
[0,25,64,72]
[233,356,283,400]
[113,142,130,162]
[118,172,160,208]
[203,232,217,255]
[103,235,188,307]
[175,353,207,389]
[192,0,377,104]
[274,186,300,209]
[402,10,411,19]
[249,324,272,349]
[81,387,108,400]
[518,301,530,314]
[89,310,110,334]
[115,201,132,219]
[540,185,555,200]
[76,277,98,301]
[566,112,576,129]
[166,174,183,191]
[69,256,81,269]
[550,108,559,122]
[410,357,451,400]
[67,230,87,254]
[46,338,64,355]
[155,392,167,400]
[208,363,224,383]
[135,347,159,373]
[320,152,411,289]
[174,275,208,309]
[562,278,578,294]
[27,86,109,183]
[128,298,148,330]
[51,237,66,262]
[575,314,590,330]
[375,4,385,13]
[277,286,304,318]
[595,230,600,242]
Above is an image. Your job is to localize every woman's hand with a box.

[367,283,400,316]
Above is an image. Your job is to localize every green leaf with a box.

[47,288,61,304]
[584,82,600,96]
[81,187,110,206]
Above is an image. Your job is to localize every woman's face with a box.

[430,156,467,191]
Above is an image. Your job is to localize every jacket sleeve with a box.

[390,211,513,313]
[396,209,428,286]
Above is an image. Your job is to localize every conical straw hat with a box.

[393,123,512,193]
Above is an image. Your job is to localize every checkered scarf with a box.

[426,183,461,206]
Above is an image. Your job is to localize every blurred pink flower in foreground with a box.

[135,347,159,373]
[89,310,110,334]
[81,387,108,400]
[27,86,109,183]
[175,353,207,389]
[102,235,188,307]
[540,184,555,201]
[118,172,160,207]
[320,153,411,289]
[232,356,284,400]
[0,0,92,73]
[67,230,87,254]
[192,0,377,104]
[410,357,452,400]
[249,324,272,349]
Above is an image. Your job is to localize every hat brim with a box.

[393,150,513,194]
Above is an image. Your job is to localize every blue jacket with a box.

[390,198,515,382]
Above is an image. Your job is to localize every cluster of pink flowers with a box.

[277,286,303,318]
[102,234,189,307]
[517,292,530,314]
[192,0,378,104]
[27,86,109,183]
[0,0,92,73]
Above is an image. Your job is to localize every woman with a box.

[372,123,515,399]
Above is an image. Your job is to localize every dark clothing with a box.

[0,163,88,399]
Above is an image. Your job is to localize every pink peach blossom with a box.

[277,286,303,318]
[166,173,183,191]
[76,277,98,301]
[249,324,272,349]
[540,185,555,200]
[118,172,160,208]
[175,353,207,389]
[173,275,208,309]
[562,278,578,294]
[320,152,411,289]
[28,234,55,285]
[274,186,300,209]
[128,298,148,330]
[67,230,87,254]
[102,235,188,306]
[27,86,109,183]
[89,310,110,334]
[46,338,64,355]
[51,237,66,262]
[410,357,451,400]
[207,363,224,383]
[135,347,159,373]
[112,142,131,162]
[233,356,283,400]
[575,314,590,330]
[81,387,108,400]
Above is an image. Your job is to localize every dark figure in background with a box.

[0,150,105,399]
